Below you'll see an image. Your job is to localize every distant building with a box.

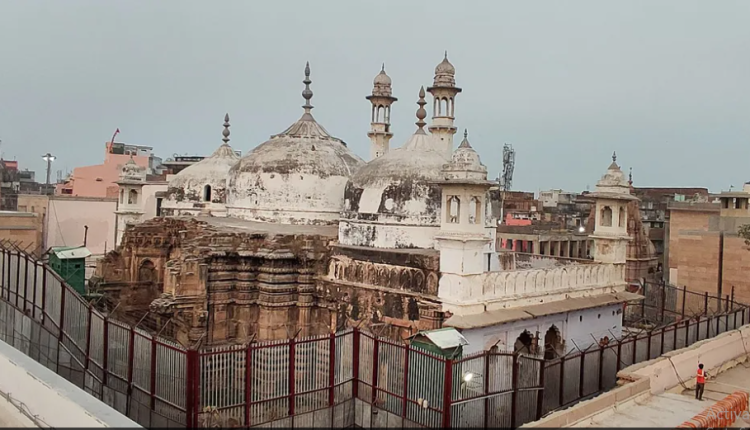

[668,184,750,305]
[56,141,163,198]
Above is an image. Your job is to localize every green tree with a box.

[738,224,750,247]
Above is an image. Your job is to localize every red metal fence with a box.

[0,242,748,428]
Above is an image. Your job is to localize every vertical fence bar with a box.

[704,291,709,315]
[186,349,199,428]
[706,313,711,339]
[660,284,666,323]
[289,337,296,417]
[681,285,687,318]
[558,356,565,407]
[23,254,29,311]
[371,337,379,405]
[484,352,490,427]
[632,334,637,364]
[41,269,47,324]
[660,327,665,355]
[598,347,604,391]
[102,317,109,387]
[57,282,66,369]
[642,283,647,319]
[646,331,652,359]
[328,332,336,408]
[442,358,453,429]
[673,325,677,351]
[84,305,92,370]
[511,354,519,429]
[578,352,585,399]
[536,357,546,420]
[31,261,38,319]
[352,329,360,400]
[245,345,252,427]
[149,338,157,410]
[125,327,135,415]
[15,252,20,308]
[401,344,410,419]
[685,320,690,346]
[616,340,622,372]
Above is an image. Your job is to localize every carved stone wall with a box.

[319,244,443,340]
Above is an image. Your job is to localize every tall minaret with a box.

[114,156,147,246]
[366,65,397,160]
[427,52,462,159]
[588,152,638,274]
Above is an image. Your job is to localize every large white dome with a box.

[226,63,364,225]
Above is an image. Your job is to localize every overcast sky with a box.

[0,1,748,193]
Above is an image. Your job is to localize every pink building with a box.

[58,142,159,198]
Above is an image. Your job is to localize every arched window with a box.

[544,325,563,360]
[204,184,212,202]
[448,196,460,223]
[618,206,626,227]
[600,206,612,227]
[469,196,481,224]
[138,259,156,283]
[514,330,535,356]
[128,189,138,205]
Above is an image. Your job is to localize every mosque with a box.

[95,55,642,355]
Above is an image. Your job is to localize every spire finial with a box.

[444,50,448,59]
[415,86,427,132]
[222,113,230,144]
[464,128,468,139]
[381,63,385,72]
[628,167,633,186]
[612,151,617,163]
[302,62,314,113]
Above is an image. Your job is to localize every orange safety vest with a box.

[697,369,705,384]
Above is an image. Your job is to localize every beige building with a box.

[668,186,750,305]
[0,210,40,253]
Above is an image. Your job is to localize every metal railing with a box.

[0,240,747,428]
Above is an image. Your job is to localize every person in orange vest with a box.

[696,363,707,400]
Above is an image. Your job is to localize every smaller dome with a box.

[433,52,457,87]
[441,130,487,181]
[590,152,638,200]
[120,157,145,181]
[371,65,394,98]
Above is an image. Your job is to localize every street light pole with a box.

[41,153,56,194]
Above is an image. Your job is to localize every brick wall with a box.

[0,212,39,252]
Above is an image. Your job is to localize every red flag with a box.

[115,128,120,134]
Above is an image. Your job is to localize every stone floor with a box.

[574,362,750,427]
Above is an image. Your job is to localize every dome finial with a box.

[444,50,448,59]
[222,113,231,144]
[464,128,468,139]
[415,86,427,132]
[458,128,472,148]
[628,167,633,186]
[612,151,617,163]
[302,62,314,114]
[381,63,385,72]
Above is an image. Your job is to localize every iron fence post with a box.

[23,254,29,311]
[103,316,109,387]
[681,285,687,319]
[685,320,690,347]
[245,344,252,427]
[511,354,519,428]
[125,327,135,411]
[401,344,410,420]
[41,268,47,326]
[641,283,646,320]
[149,338,157,411]
[706,313,711,339]
[372,337,379,405]
[15,251,20,308]
[57,283,66,371]
[185,349,200,428]
[329,332,336,409]
[31,260,37,319]
[536,357,546,420]
[632,334,637,364]
[0,249,5,299]
[484,352,490,427]
[289,336,296,418]
[704,291,709,316]
[616,340,622,372]
[660,283,666,323]
[673,325,677,351]
[578,352,585,399]
[558,356,565,408]
[352,329,360,400]
[442,358,453,429]
[84,305,92,371]
[646,331,652,360]
[660,327,665,355]
[598,347,604,392]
